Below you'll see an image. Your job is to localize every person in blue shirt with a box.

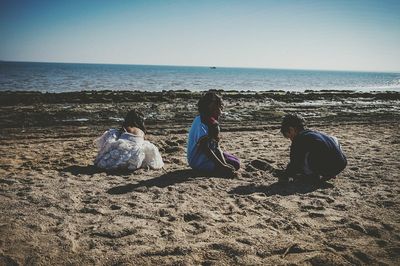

[187,92,240,175]
[279,114,347,182]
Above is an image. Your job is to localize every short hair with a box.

[122,110,146,133]
[280,114,306,135]
[197,92,223,116]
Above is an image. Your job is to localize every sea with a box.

[1,61,399,93]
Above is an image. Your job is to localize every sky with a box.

[1,0,400,72]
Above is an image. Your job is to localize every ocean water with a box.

[1,61,399,92]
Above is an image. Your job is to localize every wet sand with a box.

[0,90,399,265]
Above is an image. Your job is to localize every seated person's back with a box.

[94,110,164,171]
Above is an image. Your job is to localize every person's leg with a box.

[303,152,314,175]
[223,151,240,170]
[326,136,346,178]
[305,153,338,182]
[302,153,322,182]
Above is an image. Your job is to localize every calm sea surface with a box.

[1,61,399,92]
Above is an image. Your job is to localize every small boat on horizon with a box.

[209,66,217,69]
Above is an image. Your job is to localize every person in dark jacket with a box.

[279,114,347,182]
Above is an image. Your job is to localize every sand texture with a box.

[0,91,399,265]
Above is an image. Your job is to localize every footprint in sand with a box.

[187,221,207,235]
[348,221,383,238]
[142,246,192,257]
[158,208,177,221]
[299,198,326,212]
[307,193,335,204]
[16,187,32,197]
[79,207,104,215]
[183,212,203,222]
[352,250,374,264]
[325,242,347,252]
[209,242,246,257]
[92,227,137,239]
[308,212,325,218]
[333,203,348,211]
[82,196,99,204]
[110,204,121,210]
[160,228,175,239]
[246,159,274,172]
[235,238,254,245]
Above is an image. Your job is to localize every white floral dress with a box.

[94,129,164,170]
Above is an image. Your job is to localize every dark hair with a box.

[122,110,146,133]
[280,113,306,135]
[198,92,223,116]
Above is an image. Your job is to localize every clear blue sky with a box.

[1,0,399,72]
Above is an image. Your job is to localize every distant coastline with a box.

[1,60,399,74]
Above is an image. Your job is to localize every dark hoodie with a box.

[286,130,347,177]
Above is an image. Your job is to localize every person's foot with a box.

[215,165,236,178]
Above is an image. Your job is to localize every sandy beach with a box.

[1,90,399,265]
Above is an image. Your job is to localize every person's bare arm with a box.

[197,136,234,172]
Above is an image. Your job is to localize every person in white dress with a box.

[94,110,164,171]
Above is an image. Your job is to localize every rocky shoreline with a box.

[1,90,399,130]
[1,90,400,105]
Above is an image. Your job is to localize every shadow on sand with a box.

[229,180,334,196]
[62,165,136,176]
[106,169,233,195]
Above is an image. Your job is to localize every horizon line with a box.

[1,59,400,74]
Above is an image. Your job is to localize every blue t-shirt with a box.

[187,116,216,171]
